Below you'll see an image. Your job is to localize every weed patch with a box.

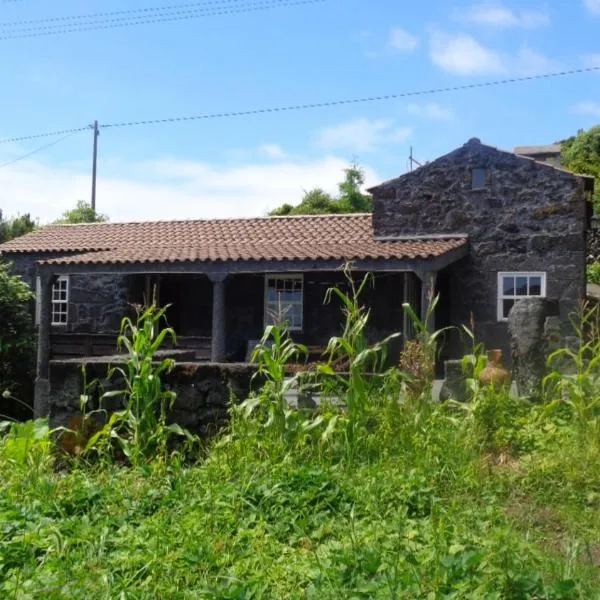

[1,282,600,597]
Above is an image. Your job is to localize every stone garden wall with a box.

[49,359,260,438]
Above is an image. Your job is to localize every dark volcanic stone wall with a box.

[49,360,259,438]
[372,138,589,359]
[69,274,130,332]
[4,252,131,333]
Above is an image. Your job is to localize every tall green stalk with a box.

[90,304,187,465]
[321,265,399,442]
[544,303,600,442]
[244,324,307,437]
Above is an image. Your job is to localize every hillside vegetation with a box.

[0,283,599,598]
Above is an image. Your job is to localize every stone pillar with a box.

[508,297,557,399]
[402,272,413,345]
[34,272,55,418]
[209,273,228,362]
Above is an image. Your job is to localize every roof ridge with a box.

[368,137,592,191]
[42,212,372,228]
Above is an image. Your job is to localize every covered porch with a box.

[33,249,467,416]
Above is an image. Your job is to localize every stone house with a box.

[514,143,562,168]
[0,138,593,414]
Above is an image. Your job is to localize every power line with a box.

[0,0,253,27]
[0,127,89,145]
[0,0,305,33]
[1,65,599,144]
[99,66,600,130]
[0,0,325,40]
[0,130,83,169]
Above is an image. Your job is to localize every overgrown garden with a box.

[1,271,600,597]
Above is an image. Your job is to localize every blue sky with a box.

[0,0,599,222]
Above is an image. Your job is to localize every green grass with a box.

[1,292,600,598]
[1,388,599,599]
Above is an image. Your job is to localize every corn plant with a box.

[320,265,400,439]
[543,303,600,439]
[88,304,188,465]
[400,294,449,400]
[241,324,308,438]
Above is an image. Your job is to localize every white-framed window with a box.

[497,272,546,321]
[35,276,69,326]
[264,274,303,331]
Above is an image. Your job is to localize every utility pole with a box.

[91,120,99,213]
[409,146,423,171]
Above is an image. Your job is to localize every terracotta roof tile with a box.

[0,214,467,265]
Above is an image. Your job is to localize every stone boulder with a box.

[439,360,468,403]
[507,298,556,399]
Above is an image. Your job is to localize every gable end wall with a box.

[372,142,588,358]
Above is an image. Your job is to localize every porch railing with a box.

[50,333,212,361]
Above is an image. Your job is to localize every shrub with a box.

[587,262,600,284]
[0,261,35,419]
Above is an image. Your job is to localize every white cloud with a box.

[584,0,600,15]
[583,53,600,68]
[0,153,381,223]
[429,31,505,75]
[388,27,419,52]
[406,102,454,120]
[429,31,555,76]
[458,3,549,28]
[258,144,287,159]
[572,101,600,117]
[514,47,556,75]
[316,118,412,153]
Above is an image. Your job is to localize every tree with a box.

[336,164,372,212]
[0,261,35,418]
[561,125,600,209]
[269,163,372,216]
[0,211,37,243]
[56,200,108,224]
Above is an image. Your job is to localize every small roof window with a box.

[471,168,488,190]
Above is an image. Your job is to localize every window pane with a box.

[503,299,515,318]
[516,277,528,296]
[265,277,303,330]
[529,277,541,295]
[503,276,515,295]
[472,168,487,189]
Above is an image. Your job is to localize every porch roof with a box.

[0,214,469,273]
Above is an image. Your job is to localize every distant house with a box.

[0,138,593,415]
[514,143,562,168]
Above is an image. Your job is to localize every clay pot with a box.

[479,349,511,389]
